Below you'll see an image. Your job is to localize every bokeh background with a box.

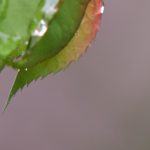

[1,0,150,149]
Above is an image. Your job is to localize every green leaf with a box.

[0,0,8,21]
[12,0,90,68]
[0,0,61,62]
[5,0,103,109]
[0,59,4,72]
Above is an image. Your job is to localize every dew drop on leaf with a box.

[29,19,48,48]
[28,0,60,48]
[32,19,48,37]
[42,0,59,21]
[100,4,104,14]
[24,68,28,71]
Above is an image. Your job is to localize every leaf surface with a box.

[6,0,103,108]
[0,0,60,61]
[13,0,90,68]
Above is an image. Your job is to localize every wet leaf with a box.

[5,0,104,109]
[0,0,61,62]
[12,0,91,68]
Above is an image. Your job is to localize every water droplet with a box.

[28,0,60,48]
[25,41,29,46]
[24,68,28,71]
[100,5,105,14]
[32,19,48,37]
[29,19,48,48]
[97,1,104,15]
[42,0,59,21]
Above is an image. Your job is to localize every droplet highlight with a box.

[100,5,104,14]
[28,0,60,48]
[32,19,48,37]
[24,68,28,71]
[42,0,59,21]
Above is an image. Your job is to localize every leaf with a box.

[5,0,103,109]
[0,0,8,21]
[0,59,4,72]
[0,0,61,62]
[12,0,91,68]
